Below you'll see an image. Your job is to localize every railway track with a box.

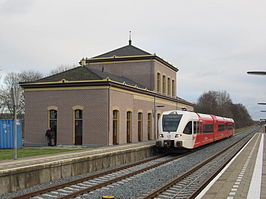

[141,130,257,199]
[9,152,190,199]
[8,127,258,199]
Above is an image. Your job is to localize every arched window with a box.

[126,111,132,143]
[113,110,119,145]
[147,113,152,140]
[167,78,171,96]
[48,109,57,145]
[172,80,175,97]
[138,112,143,141]
[157,113,161,138]
[157,72,161,92]
[163,75,166,94]
[74,109,83,145]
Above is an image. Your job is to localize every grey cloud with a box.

[0,0,34,15]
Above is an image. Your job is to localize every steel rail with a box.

[187,134,256,199]
[142,133,254,199]
[57,152,190,199]
[10,129,257,199]
[9,154,167,199]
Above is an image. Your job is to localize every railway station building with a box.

[21,40,194,146]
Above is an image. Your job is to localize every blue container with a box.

[0,119,22,149]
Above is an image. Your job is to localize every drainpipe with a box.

[107,85,110,146]
[153,95,156,140]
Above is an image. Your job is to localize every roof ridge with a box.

[129,44,151,55]
[36,66,80,82]
[93,44,151,58]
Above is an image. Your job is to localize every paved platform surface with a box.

[196,132,265,199]
[0,141,155,171]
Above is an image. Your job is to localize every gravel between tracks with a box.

[78,128,257,199]
[0,127,257,199]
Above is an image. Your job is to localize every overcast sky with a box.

[0,0,266,120]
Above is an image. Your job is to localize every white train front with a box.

[156,110,234,149]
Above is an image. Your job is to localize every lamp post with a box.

[11,86,20,160]
[247,71,266,75]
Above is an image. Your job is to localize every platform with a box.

[196,132,265,199]
[0,141,155,171]
[0,141,156,195]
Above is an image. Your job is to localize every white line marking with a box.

[195,133,257,199]
[247,134,264,199]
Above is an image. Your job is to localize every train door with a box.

[193,121,198,136]
[194,121,206,148]
[183,121,194,148]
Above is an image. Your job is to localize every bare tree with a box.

[195,90,253,128]
[49,64,76,75]
[0,71,43,116]
[195,91,219,115]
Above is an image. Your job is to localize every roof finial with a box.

[129,31,132,45]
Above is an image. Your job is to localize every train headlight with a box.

[175,134,179,138]
[160,134,164,138]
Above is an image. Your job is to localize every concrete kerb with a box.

[0,143,156,194]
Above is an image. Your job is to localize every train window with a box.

[218,124,225,132]
[227,124,234,130]
[198,122,203,133]
[183,121,192,134]
[193,121,198,134]
[203,124,213,134]
[162,114,182,132]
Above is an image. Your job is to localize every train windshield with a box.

[162,114,182,132]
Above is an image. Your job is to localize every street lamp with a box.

[247,71,266,75]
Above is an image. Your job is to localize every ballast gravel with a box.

[79,129,256,199]
[0,128,257,199]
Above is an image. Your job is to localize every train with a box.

[156,110,235,149]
